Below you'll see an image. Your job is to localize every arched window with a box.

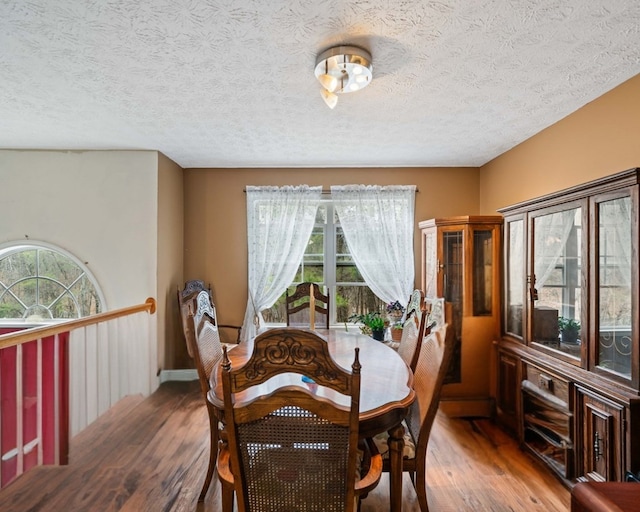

[0,242,104,321]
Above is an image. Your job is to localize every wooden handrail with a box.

[0,297,156,350]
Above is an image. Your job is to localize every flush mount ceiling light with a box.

[314,45,373,109]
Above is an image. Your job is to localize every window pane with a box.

[299,227,324,283]
[11,278,37,307]
[70,276,101,316]
[0,249,36,282]
[0,294,23,318]
[39,279,66,309]
[39,249,82,285]
[335,285,385,324]
[336,226,365,283]
[51,293,78,319]
[337,263,365,283]
[336,227,349,254]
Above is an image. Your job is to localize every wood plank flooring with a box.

[0,380,570,511]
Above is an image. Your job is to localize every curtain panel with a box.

[241,185,322,341]
[331,185,416,308]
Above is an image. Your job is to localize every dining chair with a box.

[178,280,242,352]
[373,322,456,512]
[182,291,236,506]
[216,327,382,512]
[396,289,429,372]
[178,280,208,357]
[286,282,330,329]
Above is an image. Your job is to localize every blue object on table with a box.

[301,375,315,384]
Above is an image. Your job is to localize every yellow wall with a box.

[183,167,478,331]
[157,153,185,369]
[480,73,640,213]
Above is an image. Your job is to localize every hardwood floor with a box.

[0,380,570,511]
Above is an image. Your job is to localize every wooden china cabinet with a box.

[495,168,640,486]
[419,216,502,417]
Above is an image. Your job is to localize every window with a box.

[0,243,104,322]
[262,202,384,325]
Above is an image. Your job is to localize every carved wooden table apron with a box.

[208,328,415,512]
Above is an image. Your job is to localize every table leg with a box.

[387,423,405,512]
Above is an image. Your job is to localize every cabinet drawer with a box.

[526,364,570,405]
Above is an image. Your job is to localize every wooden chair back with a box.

[178,281,241,356]
[181,289,233,504]
[285,282,330,329]
[397,289,428,372]
[423,297,446,332]
[218,328,378,512]
[404,322,456,511]
[177,280,208,357]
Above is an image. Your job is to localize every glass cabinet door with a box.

[505,218,524,338]
[472,229,494,316]
[422,228,438,299]
[442,230,463,339]
[595,194,633,379]
[530,205,583,361]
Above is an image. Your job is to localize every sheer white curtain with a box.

[241,185,322,341]
[331,185,416,307]
[534,209,577,289]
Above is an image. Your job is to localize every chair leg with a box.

[221,482,234,512]
[415,462,429,512]
[198,409,219,502]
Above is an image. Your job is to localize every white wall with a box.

[0,149,160,395]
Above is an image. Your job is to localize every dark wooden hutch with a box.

[495,168,640,485]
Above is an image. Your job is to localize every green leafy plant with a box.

[348,311,385,336]
[558,316,580,332]
[348,311,382,327]
[368,316,385,331]
[558,316,580,343]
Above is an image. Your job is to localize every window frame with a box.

[0,240,105,325]
[265,200,382,326]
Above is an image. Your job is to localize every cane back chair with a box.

[396,289,429,372]
[217,328,382,512]
[178,280,241,357]
[374,322,456,512]
[182,290,236,506]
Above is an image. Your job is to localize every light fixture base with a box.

[314,45,373,96]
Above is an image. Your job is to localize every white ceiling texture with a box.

[1,0,639,169]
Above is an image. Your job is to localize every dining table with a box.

[208,327,416,512]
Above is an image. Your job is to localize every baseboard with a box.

[159,369,198,383]
[439,398,493,418]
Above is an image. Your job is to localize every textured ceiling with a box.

[1,0,639,169]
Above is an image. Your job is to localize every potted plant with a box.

[390,322,403,342]
[348,311,386,341]
[558,316,580,344]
